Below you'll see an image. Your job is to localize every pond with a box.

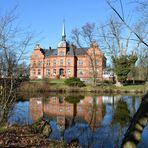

[8,94,148,148]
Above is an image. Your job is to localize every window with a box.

[78,60,83,65]
[38,69,41,75]
[53,69,56,75]
[33,69,36,75]
[59,51,64,56]
[60,59,63,65]
[35,54,38,58]
[38,61,41,67]
[96,60,99,65]
[53,59,56,65]
[68,69,71,76]
[92,50,96,56]
[67,59,71,65]
[33,61,36,67]
[78,69,83,75]
[46,60,50,66]
[46,69,50,76]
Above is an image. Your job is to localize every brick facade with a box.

[30,26,106,81]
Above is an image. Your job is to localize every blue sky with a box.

[0,0,137,52]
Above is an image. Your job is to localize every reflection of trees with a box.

[65,95,84,126]
[111,99,131,147]
[88,97,98,131]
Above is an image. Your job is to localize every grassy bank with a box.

[18,79,147,94]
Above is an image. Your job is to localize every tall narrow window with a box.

[38,61,41,67]
[33,69,36,75]
[53,69,56,75]
[46,69,50,76]
[67,59,71,65]
[60,59,63,65]
[53,59,56,65]
[46,60,50,66]
[38,69,40,75]
[33,61,36,67]
[68,69,71,76]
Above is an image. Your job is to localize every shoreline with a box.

[18,81,147,94]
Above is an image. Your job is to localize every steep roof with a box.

[44,49,57,57]
[75,48,88,55]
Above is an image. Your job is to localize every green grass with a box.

[30,79,65,84]
[48,79,65,84]
[118,85,145,90]
[21,79,147,94]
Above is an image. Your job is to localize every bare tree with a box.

[0,6,34,125]
[71,23,105,86]
[99,17,139,86]
[106,0,148,47]
[105,0,148,83]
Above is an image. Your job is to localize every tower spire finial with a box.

[62,19,66,41]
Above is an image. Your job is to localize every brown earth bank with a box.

[18,81,147,94]
[0,120,80,148]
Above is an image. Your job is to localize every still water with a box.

[8,94,148,148]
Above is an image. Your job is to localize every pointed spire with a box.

[62,19,66,41]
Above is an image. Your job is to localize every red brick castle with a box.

[30,23,106,81]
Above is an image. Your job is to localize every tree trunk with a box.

[114,74,123,87]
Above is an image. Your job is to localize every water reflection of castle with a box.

[29,96,104,131]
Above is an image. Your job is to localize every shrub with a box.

[64,77,85,87]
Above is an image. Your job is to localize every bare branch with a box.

[106,0,148,47]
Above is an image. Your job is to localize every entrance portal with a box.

[59,68,64,76]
